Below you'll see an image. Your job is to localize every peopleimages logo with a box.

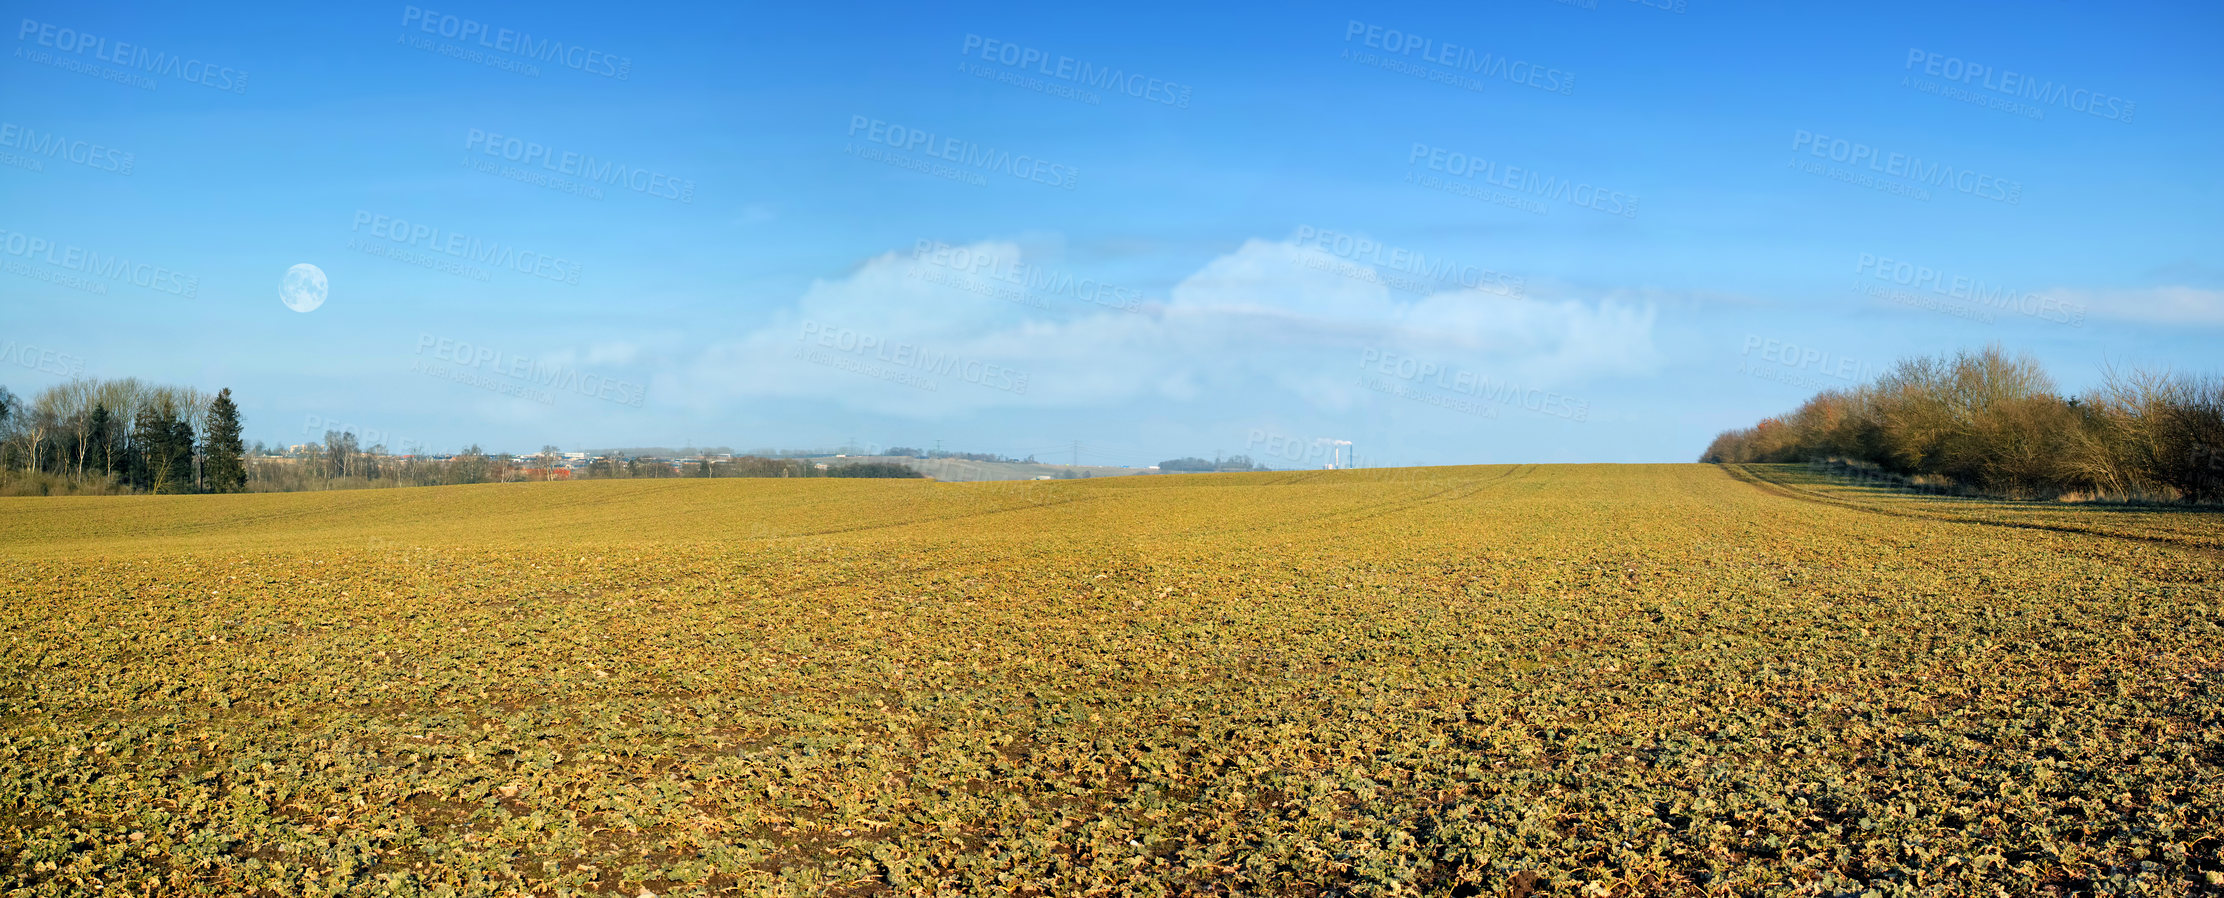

[0,122,133,174]
[1292,225,1525,297]
[1247,430,1351,468]
[462,129,694,203]
[1407,143,1639,218]
[1342,20,1574,96]
[399,6,631,80]
[1738,335,1878,386]
[846,116,1078,190]
[0,227,198,297]
[1790,130,2022,204]
[299,414,417,451]
[350,211,583,285]
[1853,253,2083,325]
[413,335,647,408]
[0,340,86,378]
[1903,49,2134,123]
[15,18,248,93]
[959,34,1191,108]
[908,240,1144,313]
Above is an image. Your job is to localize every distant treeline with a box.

[1158,455,1263,473]
[0,378,246,497]
[1702,346,2224,502]
[885,447,1034,463]
[247,443,922,490]
[582,457,921,479]
[250,439,539,492]
[0,377,927,497]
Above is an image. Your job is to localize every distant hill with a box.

[589,446,738,458]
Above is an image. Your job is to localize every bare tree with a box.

[20,401,51,476]
[38,379,98,480]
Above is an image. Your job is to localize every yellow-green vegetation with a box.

[2,465,2220,896]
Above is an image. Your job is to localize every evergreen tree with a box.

[129,406,195,493]
[87,404,113,477]
[169,416,197,492]
[204,389,246,493]
[128,407,165,492]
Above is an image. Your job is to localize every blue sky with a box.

[3,0,2219,466]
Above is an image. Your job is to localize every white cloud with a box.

[674,236,1662,417]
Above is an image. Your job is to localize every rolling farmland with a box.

[2,464,2220,896]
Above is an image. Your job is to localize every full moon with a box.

[281,263,327,313]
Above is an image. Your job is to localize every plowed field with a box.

[3,465,2219,895]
